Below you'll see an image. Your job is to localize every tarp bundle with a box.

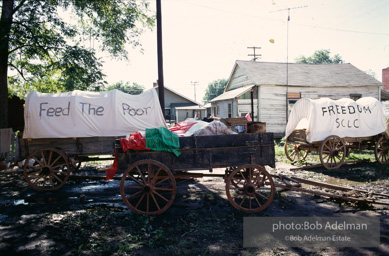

[285,97,386,143]
[23,89,167,139]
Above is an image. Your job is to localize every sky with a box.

[100,0,389,104]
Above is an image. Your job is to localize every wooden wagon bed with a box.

[115,132,276,215]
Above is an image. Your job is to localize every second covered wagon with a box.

[284,97,389,169]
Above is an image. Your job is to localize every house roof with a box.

[209,85,254,102]
[175,105,206,110]
[226,60,383,90]
[151,86,199,105]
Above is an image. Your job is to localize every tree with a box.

[0,0,154,128]
[203,79,227,103]
[295,49,344,64]
[106,81,144,95]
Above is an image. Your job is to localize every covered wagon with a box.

[21,89,167,191]
[20,89,277,215]
[284,97,389,169]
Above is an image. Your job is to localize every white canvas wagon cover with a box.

[23,89,167,139]
[285,97,386,143]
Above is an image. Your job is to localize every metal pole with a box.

[251,89,254,121]
[156,0,165,114]
[285,8,290,123]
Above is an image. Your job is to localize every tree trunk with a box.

[0,0,14,128]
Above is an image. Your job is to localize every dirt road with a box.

[0,161,388,255]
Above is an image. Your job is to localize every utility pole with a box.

[271,5,307,122]
[247,46,261,61]
[156,0,165,114]
[191,81,198,102]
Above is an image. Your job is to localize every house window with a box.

[228,103,232,118]
[213,106,220,116]
[350,94,362,101]
[287,92,301,110]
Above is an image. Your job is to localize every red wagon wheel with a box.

[284,141,309,162]
[375,136,389,164]
[23,148,70,191]
[319,135,346,170]
[226,165,274,213]
[120,160,176,215]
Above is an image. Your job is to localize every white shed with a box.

[175,105,207,123]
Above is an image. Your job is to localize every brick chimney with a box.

[383,67,389,90]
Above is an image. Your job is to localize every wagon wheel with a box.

[375,136,389,164]
[23,148,70,191]
[284,141,309,162]
[319,135,346,170]
[226,165,275,213]
[120,160,176,215]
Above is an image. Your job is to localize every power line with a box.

[178,1,389,36]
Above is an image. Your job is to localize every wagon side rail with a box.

[116,133,276,173]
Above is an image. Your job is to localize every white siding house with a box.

[211,60,384,138]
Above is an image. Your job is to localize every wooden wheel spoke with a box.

[135,194,145,208]
[51,172,64,183]
[152,190,170,203]
[229,186,244,191]
[47,150,53,165]
[127,173,144,186]
[40,151,47,165]
[150,193,161,211]
[136,166,147,184]
[127,190,143,200]
[154,176,170,187]
[123,185,143,189]
[146,193,150,213]
[323,144,332,152]
[32,174,44,184]
[239,170,247,183]
[27,170,42,176]
[51,163,66,169]
[254,195,261,207]
[49,176,55,188]
[31,156,44,167]
[239,194,247,207]
[41,175,48,185]
[254,191,269,200]
[50,154,65,167]
[152,168,162,183]
[154,187,173,192]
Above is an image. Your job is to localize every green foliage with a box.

[295,49,344,64]
[2,0,154,95]
[203,78,227,103]
[105,81,144,95]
